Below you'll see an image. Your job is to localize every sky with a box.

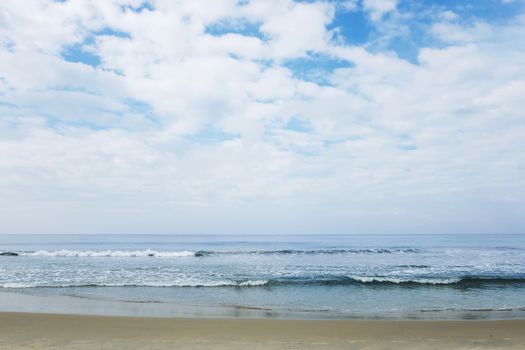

[0,0,524,235]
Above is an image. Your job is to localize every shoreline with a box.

[1,312,525,349]
[2,289,525,321]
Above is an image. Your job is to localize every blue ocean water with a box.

[0,234,524,319]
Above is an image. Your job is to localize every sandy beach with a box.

[0,312,523,350]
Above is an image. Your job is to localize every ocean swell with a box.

[265,276,525,287]
[6,248,422,258]
[2,276,524,289]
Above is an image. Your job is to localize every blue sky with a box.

[0,0,524,234]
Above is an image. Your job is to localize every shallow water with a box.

[1,234,524,319]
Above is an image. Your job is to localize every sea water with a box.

[0,234,524,319]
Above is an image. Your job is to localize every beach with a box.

[1,312,524,349]
[1,234,525,349]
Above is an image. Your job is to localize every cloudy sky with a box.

[0,0,524,235]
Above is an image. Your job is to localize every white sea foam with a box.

[1,283,36,288]
[350,276,462,285]
[237,280,269,286]
[0,279,270,288]
[23,250,195,258]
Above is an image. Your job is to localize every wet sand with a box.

[1,312,524,349]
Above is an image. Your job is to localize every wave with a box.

[21,250,196,257]
[194,248,421,256]
[0,279,270,289]
[265,276,525,287]
[3,276,524,289]
[3,248,422,258]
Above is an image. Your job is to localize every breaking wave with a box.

[21,250,196,257]
[5,248,422,258]
[3,276,524,289]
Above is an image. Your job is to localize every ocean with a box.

[1,234,524,319]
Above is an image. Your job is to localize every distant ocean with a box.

[1,234,524,319]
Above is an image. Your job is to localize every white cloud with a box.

[439,10,459,21]
[431,21,494,44]
[339,0,359,12]
[0,1,524,234]
[256,1,335,59]
[361,0,398,22]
